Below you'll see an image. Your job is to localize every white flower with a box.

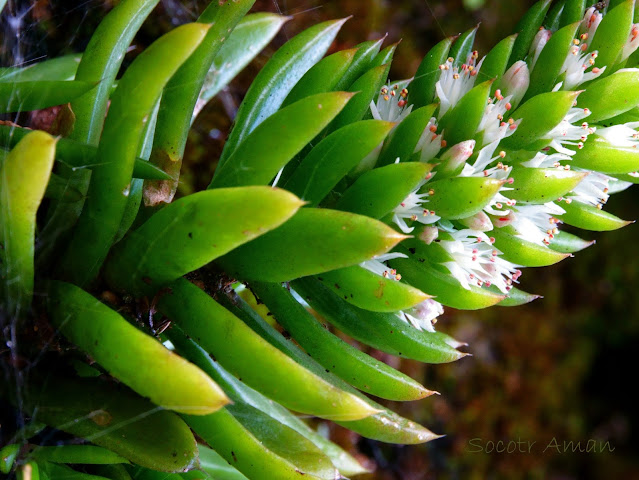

[557,41,605,90]
[579,7,603,42]
[437,228,522,293]
[414,117,444,162]
[567,169,610,209]
[435,52,483,118]
[360,252,408,281]
[477,89,521,145]
[521,151,573,169]
[596,121,639,148]
[370,84,413,123]
[621,24,639,61]
[391,186,440,233]
[528,28,552,71]
[460,139,511,179]
[397,299,444,332]
[494,202,566,246]
[544,107,595,156]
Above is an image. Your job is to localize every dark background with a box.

[1,1,638,478]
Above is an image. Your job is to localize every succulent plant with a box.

[1,0,639,478]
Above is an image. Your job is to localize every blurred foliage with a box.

[2,0,638,479]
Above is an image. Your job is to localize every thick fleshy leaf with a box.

[0,80,94,113]
[491,228,572,267]
[377,104,438,166]
[389,246,506,310]
[420,176,505,220]
[577,69,639,122]
[59,23,210,287]
[20,376,198,472]
[409,36,454,108]
[588,0,634,69]
[250,281,434,401]
[147,0,257,205]
[478,34,516,84]
[166,328,368,477]
[197,13,288,116]
[328,65,390,131]
[0,125,170,180]
[508,0,553,67]
[104,187,303,294]
[571,136,639,174]
[548,230,595,253]
[449,25,478,67]
[283,120,394,206]
[1,131,56,317]
[0,444,19,474]
[218,18,348,167]
[0,54,80,82]
[210,92,354,188]
[218,286,441,445]
[496,287,542,306]
[503,90,580,148]
[439,79,493,145]
[158,279,379,421]
[217,209,407,282]
[198,446,249,480]
[524,21,580,100]
[27,446,128,465]
[508,166,587,202]
[544,0,566,30]
[293,277,466,363]
[333,38,384,90]
[315,265,431,312]
[283,48,357,106]
[48,281,229,415]
[557,199,633,231]
[559,0,587,27]
[335,162,433,219]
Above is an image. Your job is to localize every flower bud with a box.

[501,60,529,108]
[458,211,493,231]
[437,140,475,177]
[528,28,551,70]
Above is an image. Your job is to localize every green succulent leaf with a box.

[26,446,128,465]
[250,281,434,401]
[211,92,354,188]
[104,187,303,294]
[439,78,493,145]
[283,119,394,206]
[377,104,438,166]
[197,13,288,116]
[60,23,210,287]
[508,0,553,67]
[557,199,633,231]
[548,230,596,253]
[48,281,229,415]
[1,130,56,317]
[588,0,634,69]
[421,176,505,220]
[479,34,517,84]
[496,287,542,306]
[284,48,357,107]
[293,277,465,363]
[449,25,479,66]
[218,18,349,167]
[333,38,385,90]
[491,228,572,266]
[577,69,639,122]
[158,279,380,421]
[503,90,580,148]
[409,36,454,108]
[524,21,580,100]
[508,166,587,203]
[0,80,95,113]
[559,0,587,27]
[166,327,369,477]
[197,445,249,480]
[571,136,639,174]
[0,53,80,82]
[217,208,407,282]
[20,376,198,472]
[0,444,20,475]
